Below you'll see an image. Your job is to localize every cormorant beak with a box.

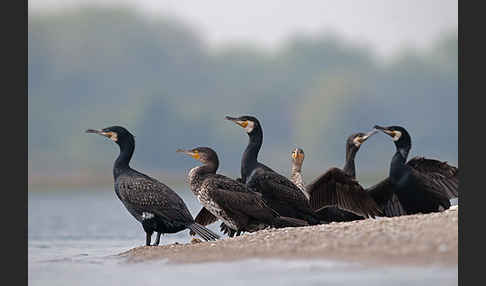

[85,129,118,141]
[374,125,402,141]
[374,125,395,137]
[291,149,304,161]
[225,116,248,128]
[358,129,378,143]
[86,129,103,135]
[176,149,200,160]
[291,151,297,160]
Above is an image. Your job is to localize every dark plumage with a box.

[86,126,219,246]
[289,132,382,222]
[178,147,308,237]
[226,115,321,225]
[368,125,459,215]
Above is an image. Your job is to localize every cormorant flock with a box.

[86,117,459,246]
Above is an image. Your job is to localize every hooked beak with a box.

[359,129,378,143]
[291,149,304,161]
[291,151,297,160]
[86,129,118,141]
[225,116,248,128]
[373,125,395,137]
[176,149,200,160]
[86,129,103,135]
[225,116,238,122]
[86,129,110,138]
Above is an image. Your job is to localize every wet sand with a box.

[119,207,458,266]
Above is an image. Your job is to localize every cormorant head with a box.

[86,126,135,147]
[374,125,412,152]
[347,130,377,151]
[225,115,261,135]
[177,146,219,166]
[291,148,305,167]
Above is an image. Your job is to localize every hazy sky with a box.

[29,0,457,58]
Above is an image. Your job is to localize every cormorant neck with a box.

[202,161,219,175]
[393,146,410,164]
[191,161,218,178]
[113,140,134,178]
[188,164,217,194]
[241,129,263,182]
[291,162,302,174]
[389,146,410,181]
[291,163,306,196]
[343,147,358,179]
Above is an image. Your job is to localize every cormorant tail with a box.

[273,216,309,228]
[188,223,220,241]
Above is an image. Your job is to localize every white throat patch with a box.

[244,121,255,133]
[352,137,362,147]
[392,131,402,141]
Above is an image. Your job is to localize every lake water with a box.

[28,187,458,286]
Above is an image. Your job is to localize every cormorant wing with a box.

[306,168,382,218]
[316,206,366,222]
[406,157,459,198]
[249,171,310,207]
[205,184,278,220]
[367,177,407,217]
[407,166,452,210]
[194,207,218,226]
[257,162,275,173]
[116,175,193,223]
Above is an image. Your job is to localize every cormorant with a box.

[289,132,382,221]
[86,126,220,245]
[290,148,307,197]
[225,115,321,225]
[177,147,308,237]
[368,125,459,215]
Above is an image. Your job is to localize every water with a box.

[29,188,458,285]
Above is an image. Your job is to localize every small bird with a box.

[86,126,219,246]
[178,147,308,237]
[226,115,321,225]
[289,132,382,222]
[368,125,458,215]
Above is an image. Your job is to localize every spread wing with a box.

[305,168,382,218]
[407,157,459,199]
[367,177,406,217]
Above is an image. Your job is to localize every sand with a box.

[119,206,458,266]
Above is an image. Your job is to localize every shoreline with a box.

[118,207,458,266]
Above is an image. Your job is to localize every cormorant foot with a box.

[191,238,203,244]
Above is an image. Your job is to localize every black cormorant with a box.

[289,132,382,221]
[368,125,459,215]
[177,147,308,237]
[86,126,220,245]
[225,115,321,225]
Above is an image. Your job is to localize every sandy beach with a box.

[119,206,458,266]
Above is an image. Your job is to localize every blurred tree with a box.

[28,7,457,182]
